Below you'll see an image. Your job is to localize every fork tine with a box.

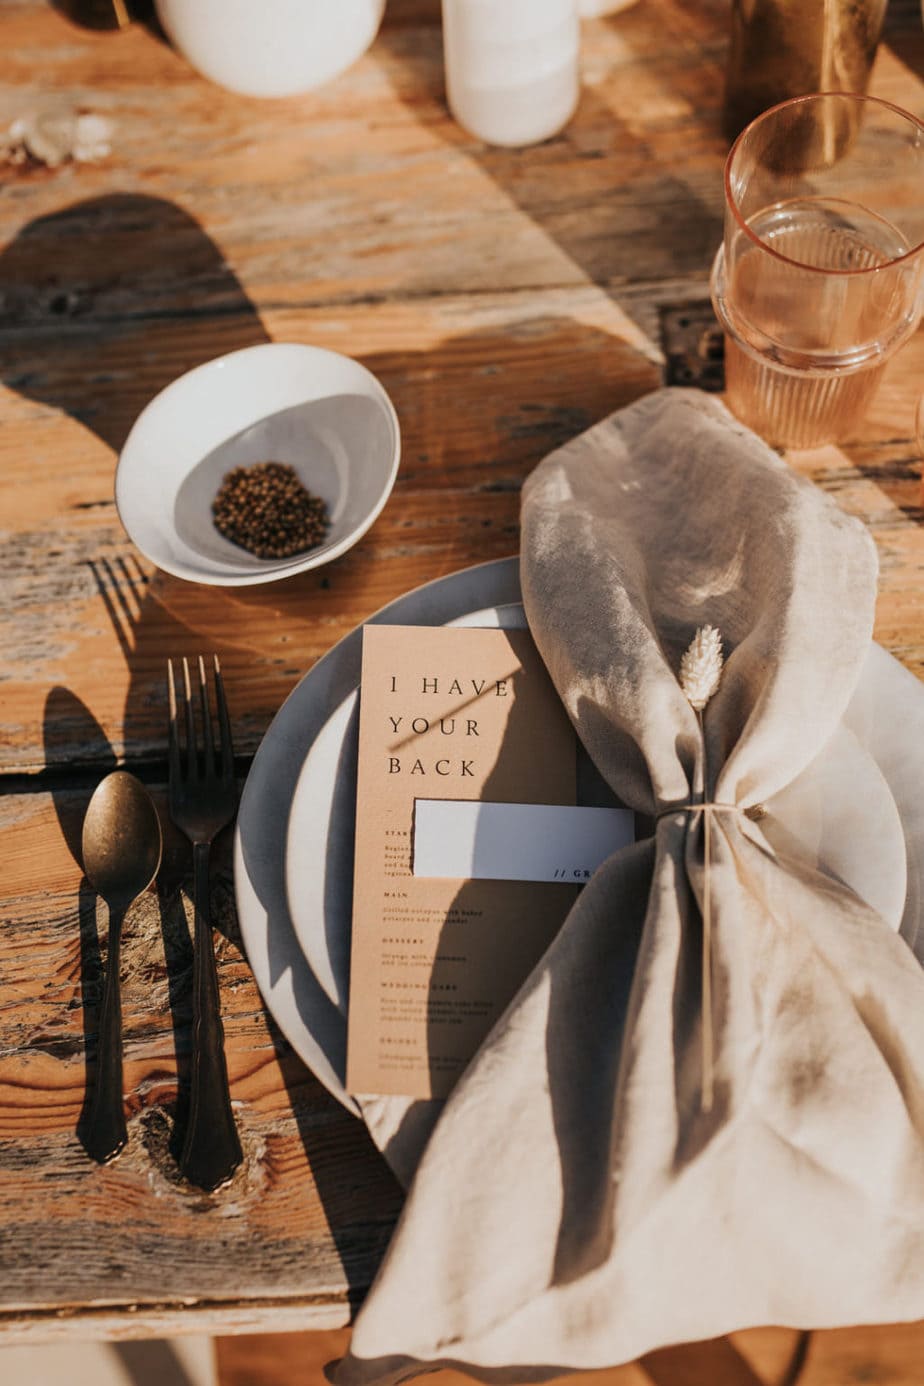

[197,655,215,773]
[213,654,234,783]
[167,658,181,790]
[182,656,198,781]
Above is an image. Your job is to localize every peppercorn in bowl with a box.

[115,342,400,585]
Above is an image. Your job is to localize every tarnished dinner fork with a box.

[168,655,243,1190]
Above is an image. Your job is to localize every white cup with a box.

[155,0,386,98]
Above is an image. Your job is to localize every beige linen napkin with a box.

[337,388,924,1384]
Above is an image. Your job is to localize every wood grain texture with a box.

[0,783,402,1337]
[214,1321,924,1386]
[0,0,923,1362]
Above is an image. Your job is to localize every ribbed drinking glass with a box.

[711,93,924,449]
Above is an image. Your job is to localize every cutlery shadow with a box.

[836,448,924,527]
[42,686,195,1162]
[42,689,116,1150]
[75,877,106,1149]
[154,837,196,1163]
[20,193,319,1191]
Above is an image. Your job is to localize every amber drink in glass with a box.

[711,94,924,449]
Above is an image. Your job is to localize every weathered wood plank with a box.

[0,784,402,1326]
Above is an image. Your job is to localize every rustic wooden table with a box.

[2,0,924,1380]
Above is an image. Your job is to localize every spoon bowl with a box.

[82,770,163,904]
[81,771,162,1163]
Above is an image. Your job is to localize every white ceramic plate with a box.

[235,559,521,1116]
[235,558,921,1135]
[116,342,400,586]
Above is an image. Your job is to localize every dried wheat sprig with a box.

[679,624,725,1114]
[680,624,724,711]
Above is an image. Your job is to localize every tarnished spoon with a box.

[82,771,162,1163]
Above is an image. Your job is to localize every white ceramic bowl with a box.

[154,0,386,99]
[116,343,400,586]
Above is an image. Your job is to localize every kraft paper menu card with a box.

[346,623,579,1100]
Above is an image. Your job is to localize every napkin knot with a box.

[653,800,765,1110]
[655,802,765,820]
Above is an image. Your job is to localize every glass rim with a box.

[724,92,924,276]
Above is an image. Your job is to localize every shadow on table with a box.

[0,192,269,455]
[103,304,661,696]
[2,192,264,791]
[51,0,163,36]
[14,186,654,1301]
[641,1332,812,1386]
[109,1339,201,1386]
[3,196,310,1169]
[883,0,924,85]
[40,638,397,1277]
[0,189,661,736]
[41,691,117,1152]
[41,684,196,1159]
[373,0,724,310]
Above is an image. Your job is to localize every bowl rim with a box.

[114,341,401,587]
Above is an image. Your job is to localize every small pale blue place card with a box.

[413,800,635,884]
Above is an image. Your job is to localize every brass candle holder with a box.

[723,0,887,143]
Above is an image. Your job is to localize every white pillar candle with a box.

[442,0,580,147]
